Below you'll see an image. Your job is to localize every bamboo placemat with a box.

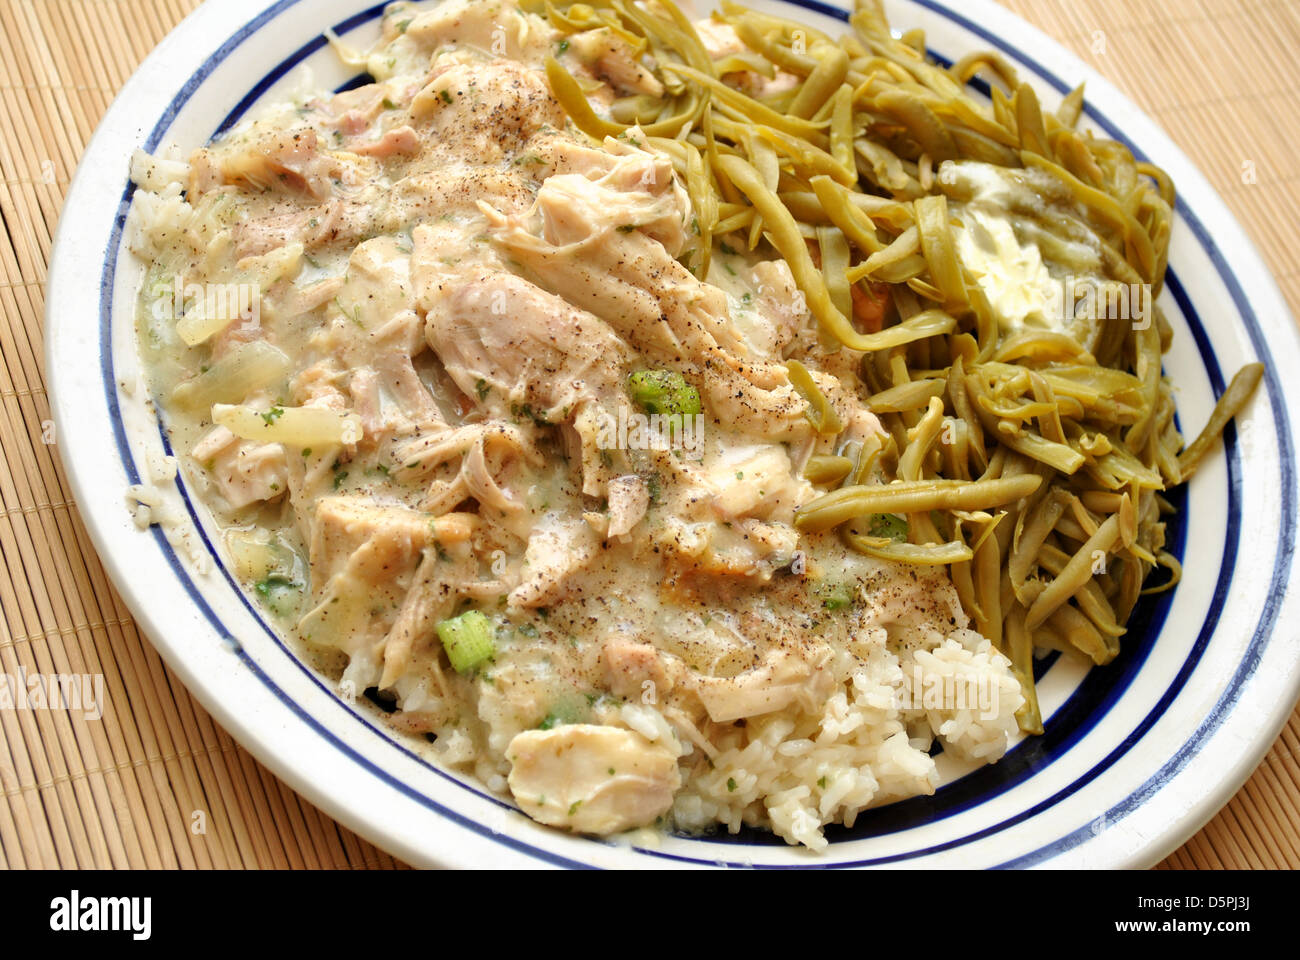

[0,0,1296,870]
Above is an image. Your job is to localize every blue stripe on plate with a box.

[95,0,1292,868]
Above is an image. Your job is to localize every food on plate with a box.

[126,0,1259,849]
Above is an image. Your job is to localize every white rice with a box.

[670,626,1023,851]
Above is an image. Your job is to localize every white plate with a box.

[46,0,1300,868]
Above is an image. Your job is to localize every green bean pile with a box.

[533,0,1262,732]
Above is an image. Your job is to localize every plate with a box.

[46,0,1300,868]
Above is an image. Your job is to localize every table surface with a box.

[1,0,1297,869]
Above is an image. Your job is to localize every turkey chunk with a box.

[694,648,835,724]
[508,511,600,608]
[706,445,811,523]
[191,425,287,510]
[425,271,633,422]
[411,58,564,159]
[506,725,680,834]
[217,127,338,200]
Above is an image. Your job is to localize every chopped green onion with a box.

[254,575,300,618]
[436,610,495,674]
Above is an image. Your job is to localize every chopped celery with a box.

[818,581,856,610]
[868,513,909,542]
[436,610,495,674]
[628,370,702,418]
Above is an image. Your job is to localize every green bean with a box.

[546,59,706,141]
[787,359,844,435]
[1014,82,1048,155]
[847,432,885,486]
[777,191,831,224]
[944,354,986,471]
[970,519,1003,647]
[663,63,828,146]
[1057,83,1086,128]
[846,226,918,283]
[730,23,812,75]
[610,94,666,124]
[991,332,1094,365]
[986,83,1014,132]
[871,89,958,162]
[938,416,970,480]
[829,85,856,173]
[897,396,945,480]
[868,378,945,412]
[613,0,713,74]
[1002,429,1088,475]
[817,226,853,319]
[804,455,854,484]
[1020,150,1156,282]
[809,175,884,254]
[1008,486,1068,601]
[712,209,754,236]
[949,126,1021,166]
[913,194,965,302]
[1123,318,1163,452]
[723,0,835,47]
[787,44,849,119]
[1052,130,1105,187]
[794,475,1041,533]
[1005,606,1043,734]
[1137,160,1176,209]
[713,51,777,79]
[1086,444,1164,491]
[872,254,928,284]
[964,375,1085,471]
[845,192,915,232]
[1140,550,1183,596]
[1177,363,1264,480]
[949,50,1019,92]
[1025,514,1119,629]
[844,531,973,565]
[753,123,856,185]
[1048,603,1113,665]
[853,136,919,195]
[545,57,623,139]
[1037,542,1126,639]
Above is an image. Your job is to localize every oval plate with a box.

[46,0,1300,868]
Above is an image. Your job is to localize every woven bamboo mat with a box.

[0,0,1296,871]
